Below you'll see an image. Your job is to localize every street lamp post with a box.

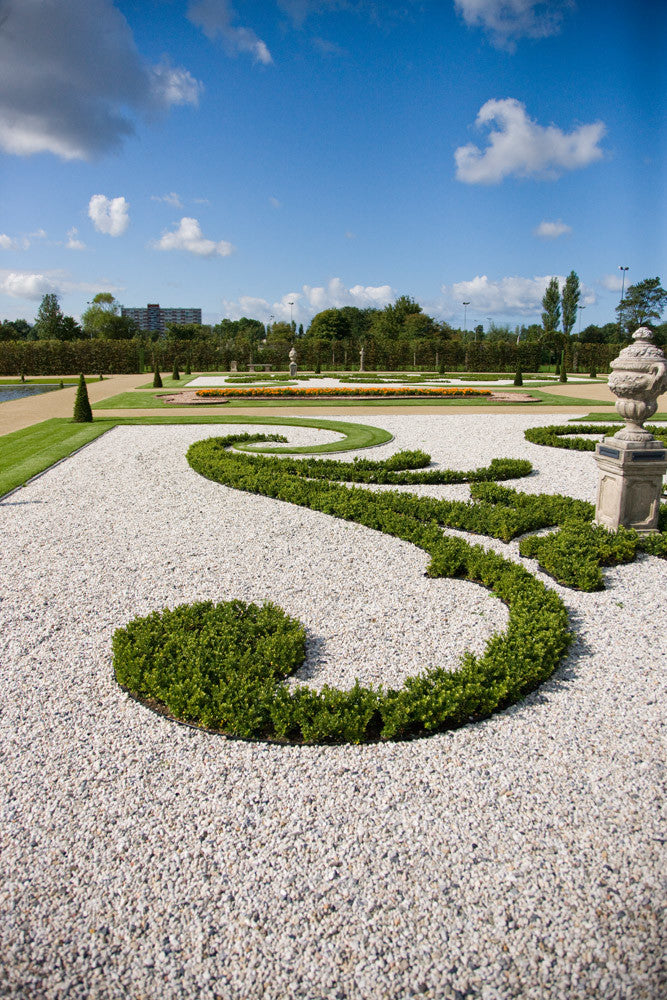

[618,266,629,338]
[578,305,586,334]
[462,301,470,339]
[289,301,294,330]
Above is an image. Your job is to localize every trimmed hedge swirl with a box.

[525,423,667,451]
[112,434,572,744]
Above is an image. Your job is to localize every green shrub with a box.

[172,359,180,381]
[152,360,163,389]
[72,373,92,423]
[513,366,523,387]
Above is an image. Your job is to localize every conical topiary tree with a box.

[185,357,191,375]
[172,358,180,381]
[559,351,568,383]
[513,365,523,386]
[589,365,597,379]
[73,373,92,423]
[153,358,163,388]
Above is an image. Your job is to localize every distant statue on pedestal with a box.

[289,346,298,378]
[359,345,365,372]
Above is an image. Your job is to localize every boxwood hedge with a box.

[112,432,665,744]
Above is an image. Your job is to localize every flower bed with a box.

[195,386,492,399]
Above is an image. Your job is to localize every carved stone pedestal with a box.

[593,326,667,533]
[594,438,667,533]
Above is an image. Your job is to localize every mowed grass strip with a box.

[0,418,113,496]
[0,415,393,497]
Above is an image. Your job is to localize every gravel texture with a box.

[0,414,665,1000]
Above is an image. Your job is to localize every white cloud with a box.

[454,1,574,48]
[0,234,18,251]
[600,273,626,293]
[269,196,282,209]
[0,272,59,299]
[0,0,202,160]
[152,192,184,208]
[455,99,605,184]
[153,217,235,257]
[0,269,121,301]
[66,227,86,250]
[446,273,595,317]
[534,219,572,239]
[0,230,48,250]
[88,195,130,237]
[303,277,394,312]
[222,278,395,323]
[187,0,273,64]
[150,61,203,107]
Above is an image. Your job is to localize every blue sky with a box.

[0,0,664,330]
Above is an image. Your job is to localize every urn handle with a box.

[650,361,667,394]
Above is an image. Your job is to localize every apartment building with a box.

[121,303,202,334]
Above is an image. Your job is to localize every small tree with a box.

[185,357,191,375]
[153,358,163,388]
[542,277,561,336]
[561,271,580,339]
[172,358,180,381]
[559,351,568,382]
[513,365,523,386]
[73,373,92,423]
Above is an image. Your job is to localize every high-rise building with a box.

[121,303,202,334]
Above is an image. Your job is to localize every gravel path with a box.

[1,414,665,1000]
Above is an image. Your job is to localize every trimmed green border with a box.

[0,415,393,498]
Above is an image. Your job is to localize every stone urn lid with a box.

[610,327,666,374]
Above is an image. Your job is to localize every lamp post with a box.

[462,301,470,339]
[618,266,629,338]
[289,301,294,330]
[578,305,586,333]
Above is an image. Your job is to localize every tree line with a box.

[1,276,665,375]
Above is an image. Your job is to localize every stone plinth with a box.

[595,438,667,534]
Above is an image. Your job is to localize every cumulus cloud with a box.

[150,61,203,107]
[221,278,395,323]
[0,268,121,301]
[455,99,605,184]
[454,0,574,48]
[0,271,60,300]
[153,217,235,257]
[0,0,202,160]
[188,0,273,64]
[447,273,595,317]
[0,234,18,251]
[88,195,130,237]
[534,219,572,239]
[66,228,86,250]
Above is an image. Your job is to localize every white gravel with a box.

[0,413,665,1000]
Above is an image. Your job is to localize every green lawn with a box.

[0,415,393,497]
[94,386,615,410]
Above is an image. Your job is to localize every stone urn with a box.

[288,346,298,378]
[594,327,667,533]
[608,327,667,440]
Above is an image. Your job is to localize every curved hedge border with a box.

[525,423,667,451]
[112,433,572,744]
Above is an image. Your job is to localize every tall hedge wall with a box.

[0,338,621,376]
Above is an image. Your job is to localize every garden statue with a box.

[594,327,667,533]
[289,346,298,378]
[359,345,365,372]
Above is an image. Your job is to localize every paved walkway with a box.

[0,375,147,435]
[2,374,665,437]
